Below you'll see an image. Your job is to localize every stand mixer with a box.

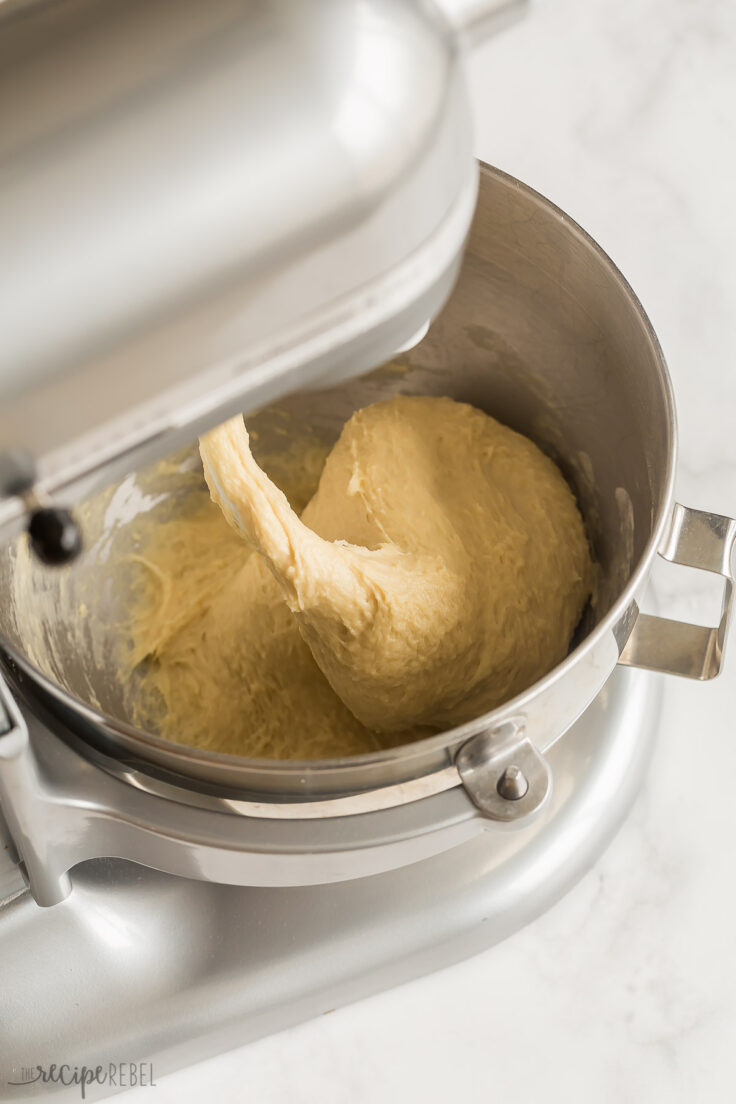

[1,1,734,1097]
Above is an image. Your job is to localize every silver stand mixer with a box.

[0,0,733,1096]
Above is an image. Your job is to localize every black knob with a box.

[27,507,82,566]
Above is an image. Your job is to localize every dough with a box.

[198,395,592,735]
[124,441,423,757]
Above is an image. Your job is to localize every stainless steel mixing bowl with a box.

[1,163,733,820]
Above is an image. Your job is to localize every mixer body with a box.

[0,664,662,1093]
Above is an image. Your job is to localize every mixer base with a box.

[0,666,660,1101]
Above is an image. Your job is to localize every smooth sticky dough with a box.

[180,395,592,749]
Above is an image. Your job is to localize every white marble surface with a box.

[120,1,736,1100]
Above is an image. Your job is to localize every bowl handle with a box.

[618,503,736,679]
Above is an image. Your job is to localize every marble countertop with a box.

[121,1,736,1100]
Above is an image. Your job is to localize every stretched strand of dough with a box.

[200,415,381,634]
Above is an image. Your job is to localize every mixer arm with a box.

[0,0,529,559]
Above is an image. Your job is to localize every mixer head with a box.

[0,0,524,560]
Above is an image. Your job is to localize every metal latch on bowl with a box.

[456,718,551,822]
